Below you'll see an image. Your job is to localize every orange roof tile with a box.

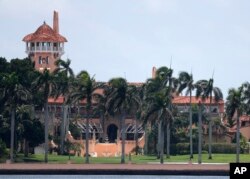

[23,22,67,42]
[173,96,224,104]
[240,115,250,122]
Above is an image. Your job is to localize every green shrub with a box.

[204,143,236,153]
[0,139,7,155]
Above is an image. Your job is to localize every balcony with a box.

[25,46,64,55]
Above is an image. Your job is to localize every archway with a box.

[107,124,118,143]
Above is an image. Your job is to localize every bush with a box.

[171,143,199,155]
[204,143,236,154]
[0,139,7,156]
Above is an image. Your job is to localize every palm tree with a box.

[33,69,56,163]
[201,78,223,159]
[133,85,145,155]
[106,77,136,164]
[178,71,195,159]
[155,66,177,159]
[70,71,102,163]
[198,101,202,164]
[226,87,243,163]
[143,68,174,163]
[0,72,30,162]
[92,84,110,142]
[54,58,74,154]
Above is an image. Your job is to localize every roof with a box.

[173,96,224,105]
[23,22,67,42]
[240,115,250,122]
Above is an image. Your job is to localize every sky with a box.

[1,0,250,99]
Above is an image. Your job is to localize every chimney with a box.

[152,66,157,79]
[53,11,59,34]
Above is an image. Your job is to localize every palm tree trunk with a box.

[101,112,105,142]
[236,109,240,163]
[144,123,148,155]
[24,139,29,157]
[166,122,170,159]
[60,105,66,154]
[135,117,138,155]
[208,94,213,159]
[198,102,202,164]
[160,121,164,164]
[189,91,193,159]
[121,110,126,164]
[10,108,15,162]
[85,110,90,164]
[157,122,161,159]
[44,102,49,163]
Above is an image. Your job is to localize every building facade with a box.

[23,11,67,72]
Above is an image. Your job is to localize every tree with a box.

[70,71,102,163]
[201,78,223,159]
[92,85,110,143]
[106,77,136,164]
[54,58,74,154]
[143,67,174,163]
[178,71,195,159]
[33,69,56,163]
[0,72,30,162]
[226,87,243,163]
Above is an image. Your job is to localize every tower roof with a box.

[23,22,67,42]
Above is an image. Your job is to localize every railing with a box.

[26,46,64,54]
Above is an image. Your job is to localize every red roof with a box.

[173,96,224,105]
[23,22,67,42]
[240,115,250,122]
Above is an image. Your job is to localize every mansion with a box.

[23,11,250,157]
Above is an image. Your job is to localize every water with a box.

[0,175,229,179]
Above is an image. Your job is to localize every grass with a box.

[7,153,250,164]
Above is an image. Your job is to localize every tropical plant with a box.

[226,87,243,163]
[54,58,74,154]
[178,71,195,159]
[0,72,30,162]
[33,69,56,163]
[106,77,137,163]
[143,67,174,163]
[70,70,103,163]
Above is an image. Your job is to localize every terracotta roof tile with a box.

[23,22,67,42]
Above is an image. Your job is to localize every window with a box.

[46,56,49,64]
[38,56,42,64]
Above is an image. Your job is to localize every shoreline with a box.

[0,163,229,176]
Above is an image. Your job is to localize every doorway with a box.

[107,124,118,143]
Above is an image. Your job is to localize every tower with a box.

[23,11,67,72]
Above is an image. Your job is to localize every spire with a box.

[53,11,59,34]
[152,66,157,79]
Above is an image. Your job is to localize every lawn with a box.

[9,153,250,164]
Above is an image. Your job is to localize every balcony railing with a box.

[26,46,64,54]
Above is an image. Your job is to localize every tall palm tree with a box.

[156,66,177,159]
[226,87,243,163]
[198,101,202,164]
[54,59,74,154]
[202,78,223,159]
[106,77,136,164]
[33,69,56,163]
[0,72,30,162]
[133,85,145,155]
[70,71,102,163]
[178,71,195,159]
[92,84,110,142]
[143,67,174,163]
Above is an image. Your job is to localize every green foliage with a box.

[204,143,236,154]
[0,138,7,156]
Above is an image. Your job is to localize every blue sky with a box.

[1,0,250,98]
